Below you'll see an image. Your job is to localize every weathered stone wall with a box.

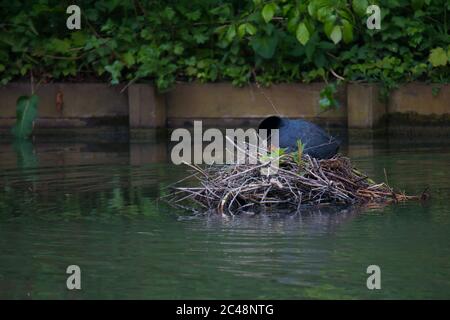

[165,82,347,128]
[389,83,450,115]
[0,82,448,135]
[347,84,386,129]
[0,83,129,128]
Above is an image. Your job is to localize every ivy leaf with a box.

[319,83,339,110]
[330,26,342,44]
[245,23,257,36]
[432,86,441,97]
[49,38,71,53]
[317,7,333,23]
[238,24,246,38]
[342,20,353,43]
[296,22,310,45]
[429,47,448,67]
[71,32,87,46]
[307,2,317,18]
[174,44,184,55]
[185,10,201,21]
[193,33,208,44]
[287,16,299,33]
[250,35,278,59]
[352,0,368,17]
[122,52,135,67]
[319,97,331,109]
[262,3,276,23]
[163,7,175,20]
[226,25,236,42]
[105,61,124,84]
[324,21,334,38]
[12,95,39,139]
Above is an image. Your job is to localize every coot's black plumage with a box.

[258,116,340,159]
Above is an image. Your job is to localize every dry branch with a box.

[163,152,419,215]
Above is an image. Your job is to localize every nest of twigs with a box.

[164,152,419,215]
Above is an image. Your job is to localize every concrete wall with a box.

[346,82,450,130]
[0,83,128,128]
[347,84,386,129]
[165,83,347,127]
[389,83,450,115]
[128,84,166,128]
[0,82,449,135]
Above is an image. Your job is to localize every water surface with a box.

[0,138,449,299]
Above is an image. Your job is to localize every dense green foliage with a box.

[0,0,448,92]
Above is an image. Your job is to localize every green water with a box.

[0,138,449,299]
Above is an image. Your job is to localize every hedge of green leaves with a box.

[0,0,448,93]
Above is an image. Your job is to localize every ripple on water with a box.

[0,142,450,299]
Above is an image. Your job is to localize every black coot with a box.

[258,116,340,159]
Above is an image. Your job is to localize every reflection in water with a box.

[0,138,450,299]
[13,140,39,170]
[190,205,363,235]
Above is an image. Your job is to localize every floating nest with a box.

[164,152,422,215]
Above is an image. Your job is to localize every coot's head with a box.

[258,116,284,150]
[258,115,283,131]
